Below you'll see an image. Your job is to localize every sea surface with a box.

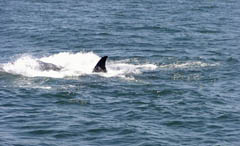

[1,0,240,146]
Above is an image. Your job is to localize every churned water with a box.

[1,0,240,146]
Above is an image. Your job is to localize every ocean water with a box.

[0,0,240,145]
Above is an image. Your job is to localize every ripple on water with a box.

[1,0,240,145]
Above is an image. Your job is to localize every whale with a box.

[37,56,108,73]
[37,60,62,71]
[93,56,108,73]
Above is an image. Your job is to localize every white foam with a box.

[159,61,219,69]
[1,52,157,79]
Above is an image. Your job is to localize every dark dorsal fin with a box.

[93,56,108,73]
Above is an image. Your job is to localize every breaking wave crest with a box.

[1,52,157,78]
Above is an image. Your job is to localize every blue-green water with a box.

[1,0,240,145]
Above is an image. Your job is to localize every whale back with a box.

[37,60,62,71]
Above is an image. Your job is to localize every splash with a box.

[1,52,157,79]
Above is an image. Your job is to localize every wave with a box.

[159,61,219,69]
[0,52,157,79]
